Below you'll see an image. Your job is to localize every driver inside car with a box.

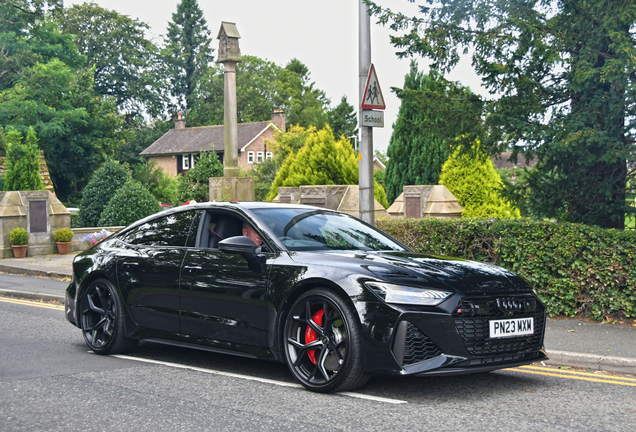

[242,223,262,247]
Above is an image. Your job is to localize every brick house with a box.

[140,110,286,177]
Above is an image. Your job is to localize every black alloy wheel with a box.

[284,288,369,392]
[80,279,137,354]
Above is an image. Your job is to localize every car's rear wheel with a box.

[80,279,137,354]
[284,288,369,392]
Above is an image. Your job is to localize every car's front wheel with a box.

[80,279,137,354]
[284,288,369,392]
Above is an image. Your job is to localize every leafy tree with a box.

[439,141,520,219]
[98,180,161,227]
[188,56,331,130]
[384,62,483,202]
[162,0,214,112]
[368,0,636,228]
[79,160,131,227]
[176,150,223,203]
[57,3,163,116]
[0,60,123,200]
[327,95,358,140]
[115,118,172,167]
[0,0,81,91]
[133,160,178,204]
[3,126,44,191]
[266,125,389,208]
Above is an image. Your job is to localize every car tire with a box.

[284,288,369,393]
[80,278,137,355]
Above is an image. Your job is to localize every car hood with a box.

[289,250,530,293]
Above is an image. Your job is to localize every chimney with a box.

[271,109,286,132]
[174,112,186,129]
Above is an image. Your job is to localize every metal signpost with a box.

[359,1,385,225]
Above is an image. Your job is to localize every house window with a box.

[247,151,255,164]
[190,154,196,168]
[182,154,190,170]
[266,152,273,160]
[257,151,264,163]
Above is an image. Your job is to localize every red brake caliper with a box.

[305,309,325,365]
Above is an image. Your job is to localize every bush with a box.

[377,218,636,321]
[439,142,520,219]
[9,228,29,246]
[133,160,179,204]
[176,151,224,204]
[54,228,74,243]
[79,160,131,227]
[98,181,162,227]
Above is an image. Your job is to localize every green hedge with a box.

[376,218,636,320]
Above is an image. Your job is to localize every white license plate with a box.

[489,317,534,338]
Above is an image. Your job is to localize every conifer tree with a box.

[163,0,214,112]
[3,127,45,191]
[385,62,483,203]
[266,126,389,208]
[439,141,520,219]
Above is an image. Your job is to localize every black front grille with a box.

[452,295,545,357]
[403,322,443,365]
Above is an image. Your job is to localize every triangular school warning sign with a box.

[361,64,386,110]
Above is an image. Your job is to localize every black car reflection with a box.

[65,202,547,392]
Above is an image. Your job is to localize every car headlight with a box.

[366,282,452,306]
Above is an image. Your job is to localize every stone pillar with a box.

[214,22,254,201]
[217,22,242,180]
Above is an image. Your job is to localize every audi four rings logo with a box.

[497,298,523,314]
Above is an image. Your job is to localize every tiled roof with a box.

[492,152,536,169]
[140,121,272,156]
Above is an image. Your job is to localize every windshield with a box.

[251,208,407,252]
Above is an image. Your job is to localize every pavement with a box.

[0,253,635,376]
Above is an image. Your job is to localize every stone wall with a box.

[0,191,69,258]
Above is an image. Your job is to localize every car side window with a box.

[119,211,197,247]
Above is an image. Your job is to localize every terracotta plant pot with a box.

[56,242,71,255]
[12,245,27,258]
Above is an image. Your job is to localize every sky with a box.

[66,0,485,152]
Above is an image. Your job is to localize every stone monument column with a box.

[210,22,254,201]
[217,22,241,178]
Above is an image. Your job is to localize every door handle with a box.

[184,265,202,275]
[122,262,139,269]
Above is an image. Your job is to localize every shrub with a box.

[133,160,179,204]
[377,218,636,321]
[9,227,29,246]
[79,160,131,227]
[98,181,162,227]
[54,228,74,243]
[176,151,224,204]
[439,142,520,219]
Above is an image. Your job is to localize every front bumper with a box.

[362,292,547,376]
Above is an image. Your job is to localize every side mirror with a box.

[218,236,258,260]
[218,236,266,273]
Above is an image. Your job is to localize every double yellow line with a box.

[2,297,635,387]
[509,365,636,387]
[0,296,64,311]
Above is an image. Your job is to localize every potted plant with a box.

[54,228,74,255]
[9,228,28,258]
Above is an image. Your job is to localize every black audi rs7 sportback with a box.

[66,202,547,392]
